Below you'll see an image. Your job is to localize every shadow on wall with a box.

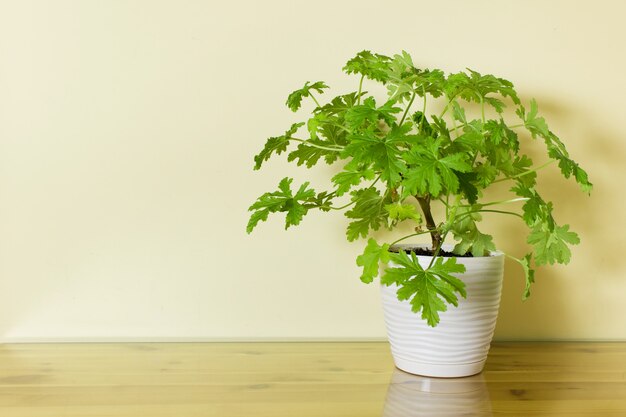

[495,93,625,340]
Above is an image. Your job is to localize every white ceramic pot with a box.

[380,244,504,378]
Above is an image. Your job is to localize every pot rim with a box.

[389,243,504,260]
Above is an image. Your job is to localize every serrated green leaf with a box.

[402,138,472,197]
[508,155,537,187]
[453,227,496,257]
[456,172,479,204]
[451,101,467,124]
[511,183,553,226]
[385,203,422,223]
[485,96,506,113]
[528,223,580,265]
[331,166,375,197]
[286,81,329,112]
[345,188,390,241]
[356,238,390,283]
[412,111,434,136]
[343,50,391,82]
[517,100,592,193]
[385,202,422,225]
[451,130,485,156]
[247,177,316,232]
[344,97,402,130]
[344,126,412,186]
[445,69,519,104]
[519,253,535,300]
[253,122,304,170]
[520,99,550,138]
[451,207,496,257]
[246,209,270,234]
[381,252,466,327]
[287,138,342,168]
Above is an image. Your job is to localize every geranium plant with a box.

[247,50,591,326]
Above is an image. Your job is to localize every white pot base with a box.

[393,357,486,378]
[381,244,504,379]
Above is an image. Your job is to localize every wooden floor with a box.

[0,342,625,416]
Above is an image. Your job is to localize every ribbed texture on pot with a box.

[380,245,504,377]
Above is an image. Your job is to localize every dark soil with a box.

[390,247,475,258]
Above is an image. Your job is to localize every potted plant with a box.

[246,50,592,377]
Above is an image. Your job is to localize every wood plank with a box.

[0,342,624,416]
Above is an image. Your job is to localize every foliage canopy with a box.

[247,50,591,326]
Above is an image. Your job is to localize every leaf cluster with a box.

[248,50,592,326]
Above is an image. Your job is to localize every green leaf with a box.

[517,100,593,193]
[412,111,434,136]
[456,172,479,204]
[246,209,270,235]
[527,223,580,265]
[286,81,329,112]
[485,96,506,113]
[445,69,520,104]
[344,97,402,130]
[345,188,390,241]
[381,252,466,327]
[509,155,537,188]
[306,112,328,140]
[247,177,316,233]
[451,101,467,124]
[519,253,535,300]
[402,138,472,197]
[344,125,415,186]
[331,166,375,197]
[453,227,496,257]
[287,139,342,168]
[356,238,390,283]
[307,190,335,212]
[518,99,550,138]
[511,183,553,226]
[343,50,391,82]
[385,203,422,223]
[316,91,363,116]
[484,119,519,151]
[385,53,445,102]
[253,123,304,170]
[451,207,496,257]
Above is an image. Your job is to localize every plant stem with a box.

[454,208,523,225]
[289,138,343,152]
[399,92,416,125]
[357,75,365,105]
[439,96,453,118]
[480,97,486,124]
[325,122,352,133]
[308,92,322,108]
[427,240,443,268]
[478,209,524,219]
[492,160,556,183]
[329,201,356,210]
[389,230,436,248]
[461,197,529,207]
[415,195,442,251]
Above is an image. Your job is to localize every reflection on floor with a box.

[383,370,491,417]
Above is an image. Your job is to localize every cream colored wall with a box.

[0,0,624,342]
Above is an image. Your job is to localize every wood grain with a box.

[0,342,624,416]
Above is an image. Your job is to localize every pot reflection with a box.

[382,369,492,417]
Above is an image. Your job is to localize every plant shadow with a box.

[494,93,625,339]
